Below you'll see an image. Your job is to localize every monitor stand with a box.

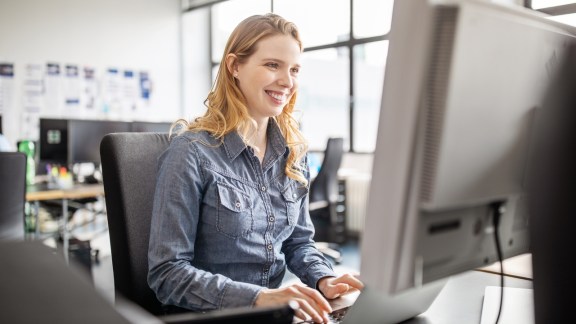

[342,279,446,324]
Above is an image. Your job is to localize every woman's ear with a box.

[225,54,239,78]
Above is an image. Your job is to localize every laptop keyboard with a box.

[294,306,350,324]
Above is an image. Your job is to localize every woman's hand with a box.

[317,273,364,299]
[255,284,332,323]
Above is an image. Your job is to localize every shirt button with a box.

[261,185,267,192]
[292,193,297,198]
[267,244,273,250]
[235,201,241,208]
[269,216,275,222]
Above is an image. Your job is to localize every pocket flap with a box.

[282,183,309,203]
[217,182,251,212]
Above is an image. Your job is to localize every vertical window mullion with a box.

[349,0,355,152]
[208,6,214,86]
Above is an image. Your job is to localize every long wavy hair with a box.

[175,13,309,186]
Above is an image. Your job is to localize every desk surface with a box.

[418,270,532,324]
[322,270,532,324]
[26,183,104,201]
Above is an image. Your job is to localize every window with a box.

[353,41,388,152]
[531,0,576,9]
[529,2,576,36]
[549,13,576,26]
[211,0,271,62]
[353,0,394,38]
[274,0,350,48]
[182,0,389,151]
[299,48,349,150]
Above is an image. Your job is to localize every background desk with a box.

[25,183,105,260]
[26,183,104,201]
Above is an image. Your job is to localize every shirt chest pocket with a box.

[281,183,309,226]
[216,182,253,238]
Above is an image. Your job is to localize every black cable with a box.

[490,202,505,324]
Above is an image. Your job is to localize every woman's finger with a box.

[295,285,332,313]
[333,273,365,290]
[293,297,327,323]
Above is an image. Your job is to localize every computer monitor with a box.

[131,121,172,133]
[529,40,576,324]
[39,118,69,165]
[346,1,576,323]
[68,119,131,165]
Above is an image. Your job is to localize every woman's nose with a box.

[278,70,294,88]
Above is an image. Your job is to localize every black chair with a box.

[0,152,26,241]
[309,138,345,264]
[100,132,170,315]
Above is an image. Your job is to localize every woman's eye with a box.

[266,63,279,69]
[291,67,300,74]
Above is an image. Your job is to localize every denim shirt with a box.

[147,119,336,312]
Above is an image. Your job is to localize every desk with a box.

[417,270,533,324]
[315,270,532,324]
[26,183,104,261]
[26,183,104,201]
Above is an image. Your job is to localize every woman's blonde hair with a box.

[175,13,309,186]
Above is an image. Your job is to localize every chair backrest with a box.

[309,137,344,204]
[0,152,26,241]
[100,132,170,315]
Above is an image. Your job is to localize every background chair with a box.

[0,152,27,241]
[309,137,345,264]
[100,132,170,315]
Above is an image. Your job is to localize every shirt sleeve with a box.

[281,155,337,289]
[147,136,263,311]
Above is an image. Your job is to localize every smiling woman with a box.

[148,13,363,324]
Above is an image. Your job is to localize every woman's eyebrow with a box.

[261,58,301,68]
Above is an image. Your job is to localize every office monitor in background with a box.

[68,119,131,165]
[39,118,69,165]
[343,0,576,323]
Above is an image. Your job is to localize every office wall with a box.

[0,0,181,145]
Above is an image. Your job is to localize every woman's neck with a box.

[248,119,268,164]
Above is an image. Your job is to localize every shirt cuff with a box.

[301,262,337,290]
[220,279,264,309]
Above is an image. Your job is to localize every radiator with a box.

[344,174,371,234]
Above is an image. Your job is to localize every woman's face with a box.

[235,34,301,124]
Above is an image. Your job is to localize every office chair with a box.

[0,152,26,241]
[309,137,345,264]
[100,132,170,315]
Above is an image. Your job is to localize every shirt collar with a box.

[222,118,288,161]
